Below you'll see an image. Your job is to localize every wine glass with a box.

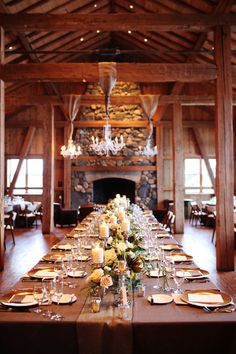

[173,268,185,293]
[51,278,64,321]
[32,284,45,314]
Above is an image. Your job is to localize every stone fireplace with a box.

[71,171,157,209]
[70,81,157,210]
[93,178,135,204]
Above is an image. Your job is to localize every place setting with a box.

[180,289,235,313]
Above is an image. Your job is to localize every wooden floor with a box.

[0,221,235,301]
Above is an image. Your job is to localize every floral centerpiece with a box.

[86,196,147,300]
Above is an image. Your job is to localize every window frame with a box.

[185,157,216,194]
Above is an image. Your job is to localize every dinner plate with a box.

[166,253,193,263]
[52,294,77,304]
[159,244,183,251]
[28,267,59,279]
[42,252,69,262]
[67,270,87,278]
[83,245,92,250]
[77,255,90,261]
[148,294,173,305]
[52,244,76,251]
[156,233,171,238]
[181,289,232,308]
[0,289,38,307]
[148,270,165,278]
[175,268,209,279]
[66,233,79,238]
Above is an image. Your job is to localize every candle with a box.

[92,246,104,264]
[121,218,130,233]
[109,214,117,225]
[99,222,109,238]
[117,208,125,221]
[121,285,128,306]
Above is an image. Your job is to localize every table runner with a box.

[77,291,133,354]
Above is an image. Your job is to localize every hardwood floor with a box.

[0,221,235,301]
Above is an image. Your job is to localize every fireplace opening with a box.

[93,178,135,204]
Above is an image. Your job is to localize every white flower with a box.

[116,241,127,253]
[105,248,117,265]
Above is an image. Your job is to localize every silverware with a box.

[203,306,235,313]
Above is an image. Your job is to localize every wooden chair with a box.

[33,202,43,227]
[189,202,207,226]
[4,211,17,249]
[18,203,36,228]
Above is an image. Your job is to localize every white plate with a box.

[67,270,87,278]
[52,294,77,304]
[148,270,164,278]
[77,255,90,261]
[148,294,173,305]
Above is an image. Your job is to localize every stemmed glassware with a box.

[51,278,64,320]
[32,284,46,314]
[173,268,185,293]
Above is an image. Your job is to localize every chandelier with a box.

[91,114,125,157]
[60,95,82,159]
[90,62,125,156]
[139,138,157,157]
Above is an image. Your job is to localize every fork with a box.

[203,304,236,313]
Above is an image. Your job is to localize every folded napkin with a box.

[9,294,35,304]
[77,255,90,261]
[34,270,57,277]
[53,244,72,250]
[188,293,224,304]
[167,255,187,262]
[178,270,203,277]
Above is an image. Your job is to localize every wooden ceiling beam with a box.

[0,63,217,82]
[5,119,214,129]
[5,94,220,106]
[0,13,236,32]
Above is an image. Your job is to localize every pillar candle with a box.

[99,222,109,239]
[92,246,104,264]
[121,218,130,232]
[117,208,125,221]
[109,214,117,225]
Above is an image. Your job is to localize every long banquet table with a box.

[0,211,235,354]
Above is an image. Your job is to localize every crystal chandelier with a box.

[139,138,157,157]
[60,136,82,159]
[60,95,82,159]
[91,115,125,157]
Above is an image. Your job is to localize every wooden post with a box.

[214,26,234,271]
[156,126,164,209]
[172,103,184,234]
[0,27,5,270]
[41,105,54,234]
[63,125,71,209]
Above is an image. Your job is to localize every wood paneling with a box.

[172,103,185,234]
[214,26,234,271]
[0,27,4,270]
[41,105,54,234]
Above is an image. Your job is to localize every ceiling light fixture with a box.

[90,63,125,157]
[60,96,82,159]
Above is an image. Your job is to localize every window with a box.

[7,158,43,195]
[185,158,216,194]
